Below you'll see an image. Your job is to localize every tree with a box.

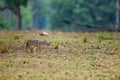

[50,0,116,31]
[0,0,28,30]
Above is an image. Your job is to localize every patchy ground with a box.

[0,30,120,80]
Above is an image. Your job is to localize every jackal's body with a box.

[26,40,46,53]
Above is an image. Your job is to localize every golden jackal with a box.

[26,40,48,53]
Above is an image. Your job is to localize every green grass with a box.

[96,32,117,40]
[0,30,120,80]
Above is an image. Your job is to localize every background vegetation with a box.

[0,0,119,31]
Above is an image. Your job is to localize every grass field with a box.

[0,30,120,80]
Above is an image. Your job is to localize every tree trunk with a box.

[116,0,120,32]
[16,6,22,30]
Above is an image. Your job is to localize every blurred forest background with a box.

[0,0,119,32]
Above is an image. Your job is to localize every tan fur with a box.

[26,40,48,53]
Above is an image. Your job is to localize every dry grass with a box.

[0,30,120,80]
[0,40,10,53]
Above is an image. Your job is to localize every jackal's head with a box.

[41,40,49,46]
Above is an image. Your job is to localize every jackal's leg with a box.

[26,48,31,53]
[30,47,37,53]
[39,46,42,52]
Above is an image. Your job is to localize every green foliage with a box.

[0,0,117,31]
[5,0,28,8]
[0,18,5,28]
[21,5,33,29]
[0,0,28,30]
[0,17,12,29]
[50,0,116,31]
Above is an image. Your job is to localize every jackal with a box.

[26,40,48,53]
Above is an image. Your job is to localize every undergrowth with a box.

[96,32,115,40]
[0,39,11,53]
